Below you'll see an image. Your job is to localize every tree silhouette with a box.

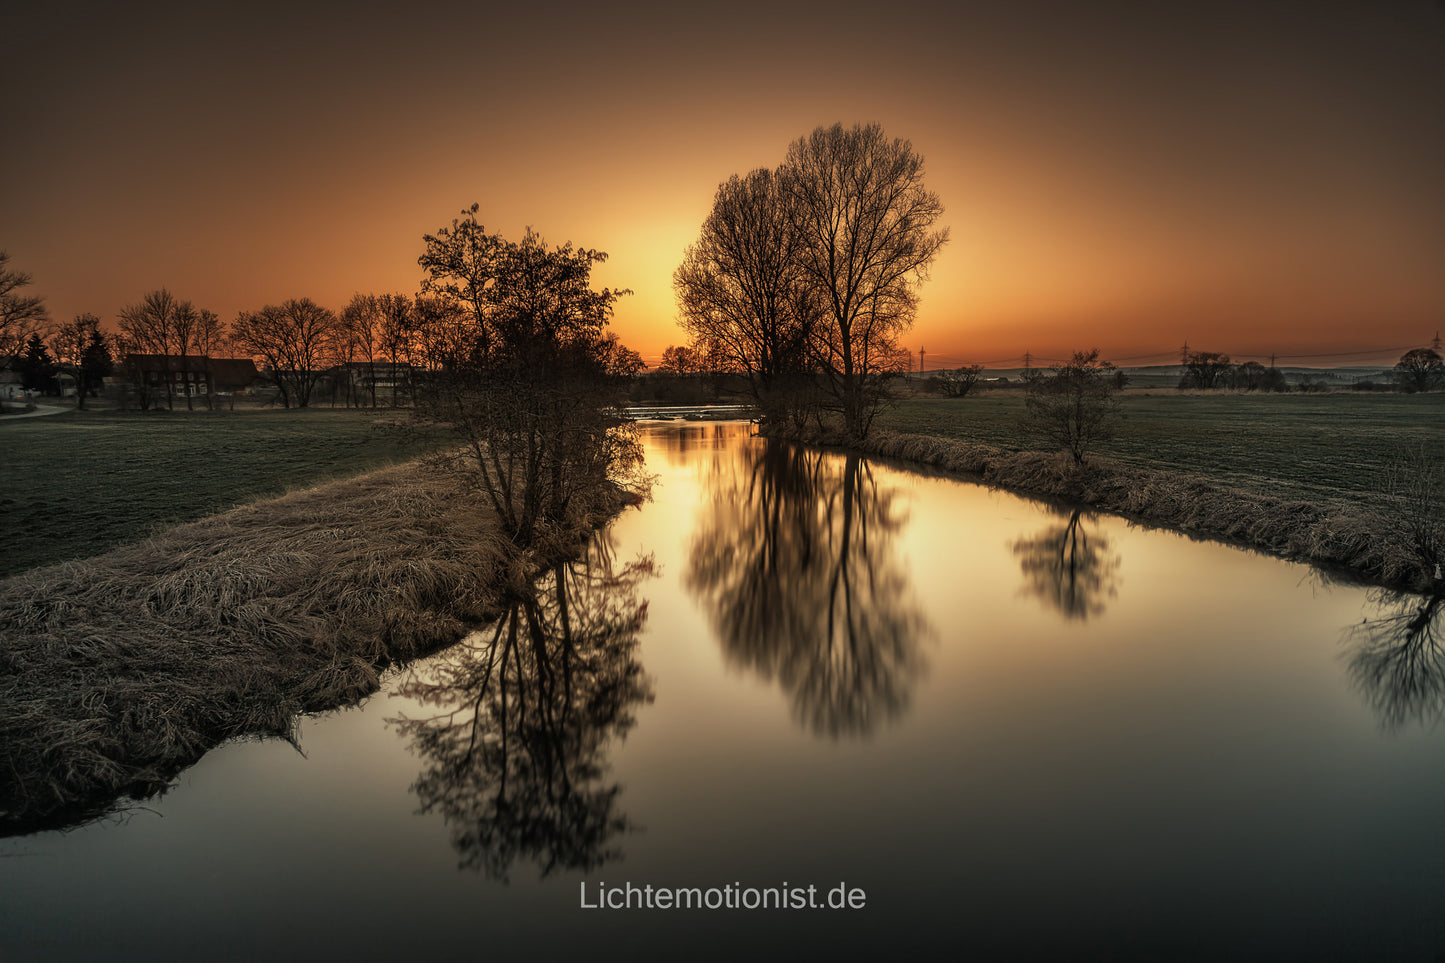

[675,168,818,425]
[1178,350,1234,390]
[1021,349,1121,464]
[50,314,107,409]
[118,289,186,410]
[655,344,704,376]
[416,211,644,549]
[18,333,55,393]
[1394,348,1444,393]
[231,298,342,408]
[392,540,655,880]
[932,364,983,398]
[686,438,928,737]
[0,251,49,364]
[782,123,948,439]
[1011,508,1121,620]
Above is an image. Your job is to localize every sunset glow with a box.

[5,1,1442,367]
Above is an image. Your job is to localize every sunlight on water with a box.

[3,421,1443,962]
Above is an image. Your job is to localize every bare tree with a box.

[50,314,105,409]
[932,364,983,397]
[654,344,703,376]
[118,289,184,410]
[781,123,948,439]
[675,168,817,423]
[1022,349,1121,465]
[1178,349,1234,390]
[0,251,50,364]
[171,300,201,410]
[418,204,505,360]
[1232,360,1287,392]
[1380,442,1445,582]
[376,293,414,406]
[231,298,341,408]
[109,330,149,410]
[1394,348,1444,394]
[340,293,382,407]
[191,309,228,409]
[412,295,473,378]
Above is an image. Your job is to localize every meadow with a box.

[0,408,450,578]
[879,391,1445,507]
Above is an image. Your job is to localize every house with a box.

[121,354,261,404]
[325,360,414,405]
[204,357,263,394]
[0,359,22,401]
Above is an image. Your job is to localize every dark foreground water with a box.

[3,422,1443,962]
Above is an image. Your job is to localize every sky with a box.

[3,0,1443,368]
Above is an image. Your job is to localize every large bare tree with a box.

[781,123,948,438]
[340,293,383,407]
[1394,348,1444,394]
[674,168,817,423]
[171,300,202,410]
[191,309,228,409]
[0,251,50,364]
[231,298,341,408]
[118,289,185,410]
[376,293,415,406]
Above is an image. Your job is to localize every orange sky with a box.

[4,1,1442,368]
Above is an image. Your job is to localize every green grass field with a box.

[878,391,1445,506]
[0,408,450,577]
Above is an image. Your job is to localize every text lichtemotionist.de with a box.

[579,881,867,911]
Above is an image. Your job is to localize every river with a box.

[2,421,1442,961]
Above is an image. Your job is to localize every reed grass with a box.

[773,424,1435,594]
[0,456,624,835]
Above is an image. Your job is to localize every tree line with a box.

[5,218,648,559]
[1,247,605,411]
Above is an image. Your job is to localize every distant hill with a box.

[917,364,1396,388]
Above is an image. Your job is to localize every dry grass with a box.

[0,456,625,835]
[774,424,1434,593]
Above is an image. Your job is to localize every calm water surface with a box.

[3,422,1443,961]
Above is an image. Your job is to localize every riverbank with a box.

[0,457,622,835]
[768,423,1436,594]
[1,407,447,578]
[878,393,1445,507]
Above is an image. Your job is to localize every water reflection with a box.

[648,422,749,467]
[391,540,655,881]
[687,439,928,738]
[1346,590,1445,730]
[1011,508,1121,620]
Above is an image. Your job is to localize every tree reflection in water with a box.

[687,439,928,739]
[1346,590,1445,731]
[391,539,654,881]
[1011,508,1120,620]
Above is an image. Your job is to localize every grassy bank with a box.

[774,415,1438,594]
[0,457,623,835]
[878,393,1445,507]
[0,408,449,578]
